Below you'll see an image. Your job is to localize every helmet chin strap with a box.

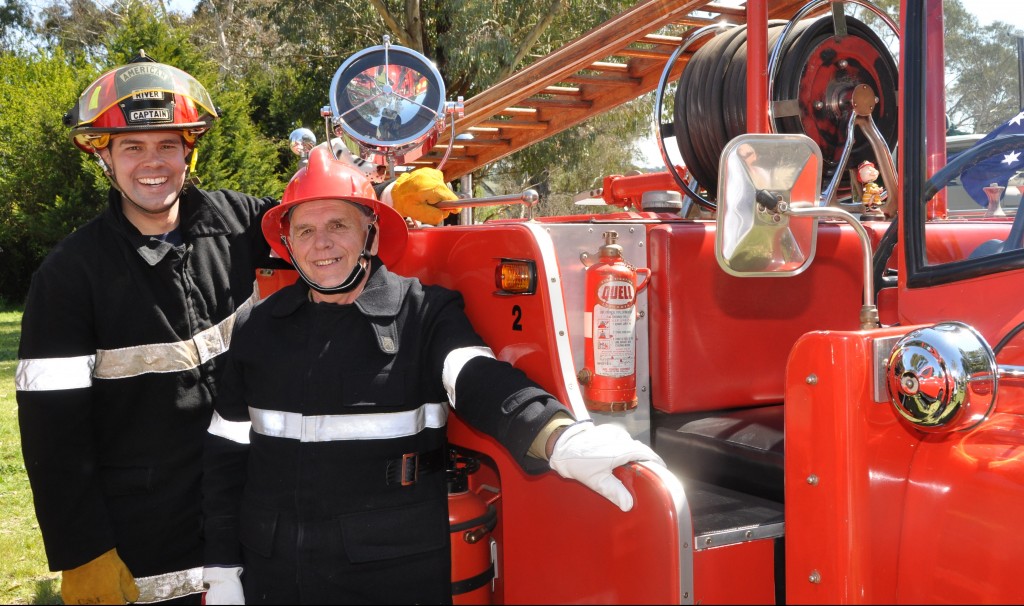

[285,220,378,296]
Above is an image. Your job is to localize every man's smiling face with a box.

[100,131,188,222]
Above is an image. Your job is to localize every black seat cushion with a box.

[653,405,784,503]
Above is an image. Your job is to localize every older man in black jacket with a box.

[201,142,663,604]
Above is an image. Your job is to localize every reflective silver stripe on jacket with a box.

[134,566,204,604]
[93,285,261,380]
[442,346,496,408]
[249,402,448,442]
[15,355,95,391]
[208,410,252,445]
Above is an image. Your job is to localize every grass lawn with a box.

[0,308,62,604]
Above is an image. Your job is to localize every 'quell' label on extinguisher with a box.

[587,276,636,378]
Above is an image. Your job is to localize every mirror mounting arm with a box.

[433,98,465,172]
[821,84,898,217]
[781,204,880,329]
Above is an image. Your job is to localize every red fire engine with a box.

[261,0,1024,602]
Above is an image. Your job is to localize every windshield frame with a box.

[903,0,1024,289]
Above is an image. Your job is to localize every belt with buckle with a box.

[385,448,446,486]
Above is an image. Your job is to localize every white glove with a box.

[203,566,245,605]
[548,420,665,512]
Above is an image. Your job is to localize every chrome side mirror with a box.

[715,134,822,277]
[717,133,881,329]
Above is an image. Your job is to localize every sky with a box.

[166,0,198,15]
[26,0,200,16]
[966,0,1007,27]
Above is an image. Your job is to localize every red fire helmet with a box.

[64,55,218,154]
[262,143,408,267]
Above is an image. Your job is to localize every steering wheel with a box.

[924,134,1024,201]
[871,216,898,297]
[924,134,1024,258]
[871,133,1024,294]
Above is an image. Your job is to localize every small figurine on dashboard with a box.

[857,160,885,219]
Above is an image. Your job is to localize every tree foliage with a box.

[864,0,1023,133]
[0,49,93,301]
[7,0,1020,303]
[942,6,1022,133]
[0,0,283,302]
[0,0,31,51]
[0,0,657,302]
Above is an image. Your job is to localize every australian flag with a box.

[960,110,1024,207]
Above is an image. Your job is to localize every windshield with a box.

[907,0,1024,283]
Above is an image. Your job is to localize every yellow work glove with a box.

[61,548,139,605]
[390,168,459,225]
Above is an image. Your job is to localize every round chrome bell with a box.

[885,322,996,432]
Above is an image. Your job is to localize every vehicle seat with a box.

[653,404,784,503]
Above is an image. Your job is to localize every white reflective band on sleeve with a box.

[249,402,448,442]
[134,566,204,604]
[93,286,260,380]
[15,355,96,391]
[207,410,251,445]
[442,346,496,408]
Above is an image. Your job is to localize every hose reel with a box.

[661,1,898,205]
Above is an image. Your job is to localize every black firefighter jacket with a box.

[202,261,570,603]
[15,185,277,598]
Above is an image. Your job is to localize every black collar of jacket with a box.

[105,185,235,266]
[271,258,411,355]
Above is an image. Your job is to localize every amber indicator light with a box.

[495,260,536,295]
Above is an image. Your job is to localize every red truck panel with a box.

[647,222,868,413]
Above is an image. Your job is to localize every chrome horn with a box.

[885,322,997,432]
[289,128,317,168]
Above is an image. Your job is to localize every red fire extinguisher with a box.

[448,450,498,605]
[578,230,651,412]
